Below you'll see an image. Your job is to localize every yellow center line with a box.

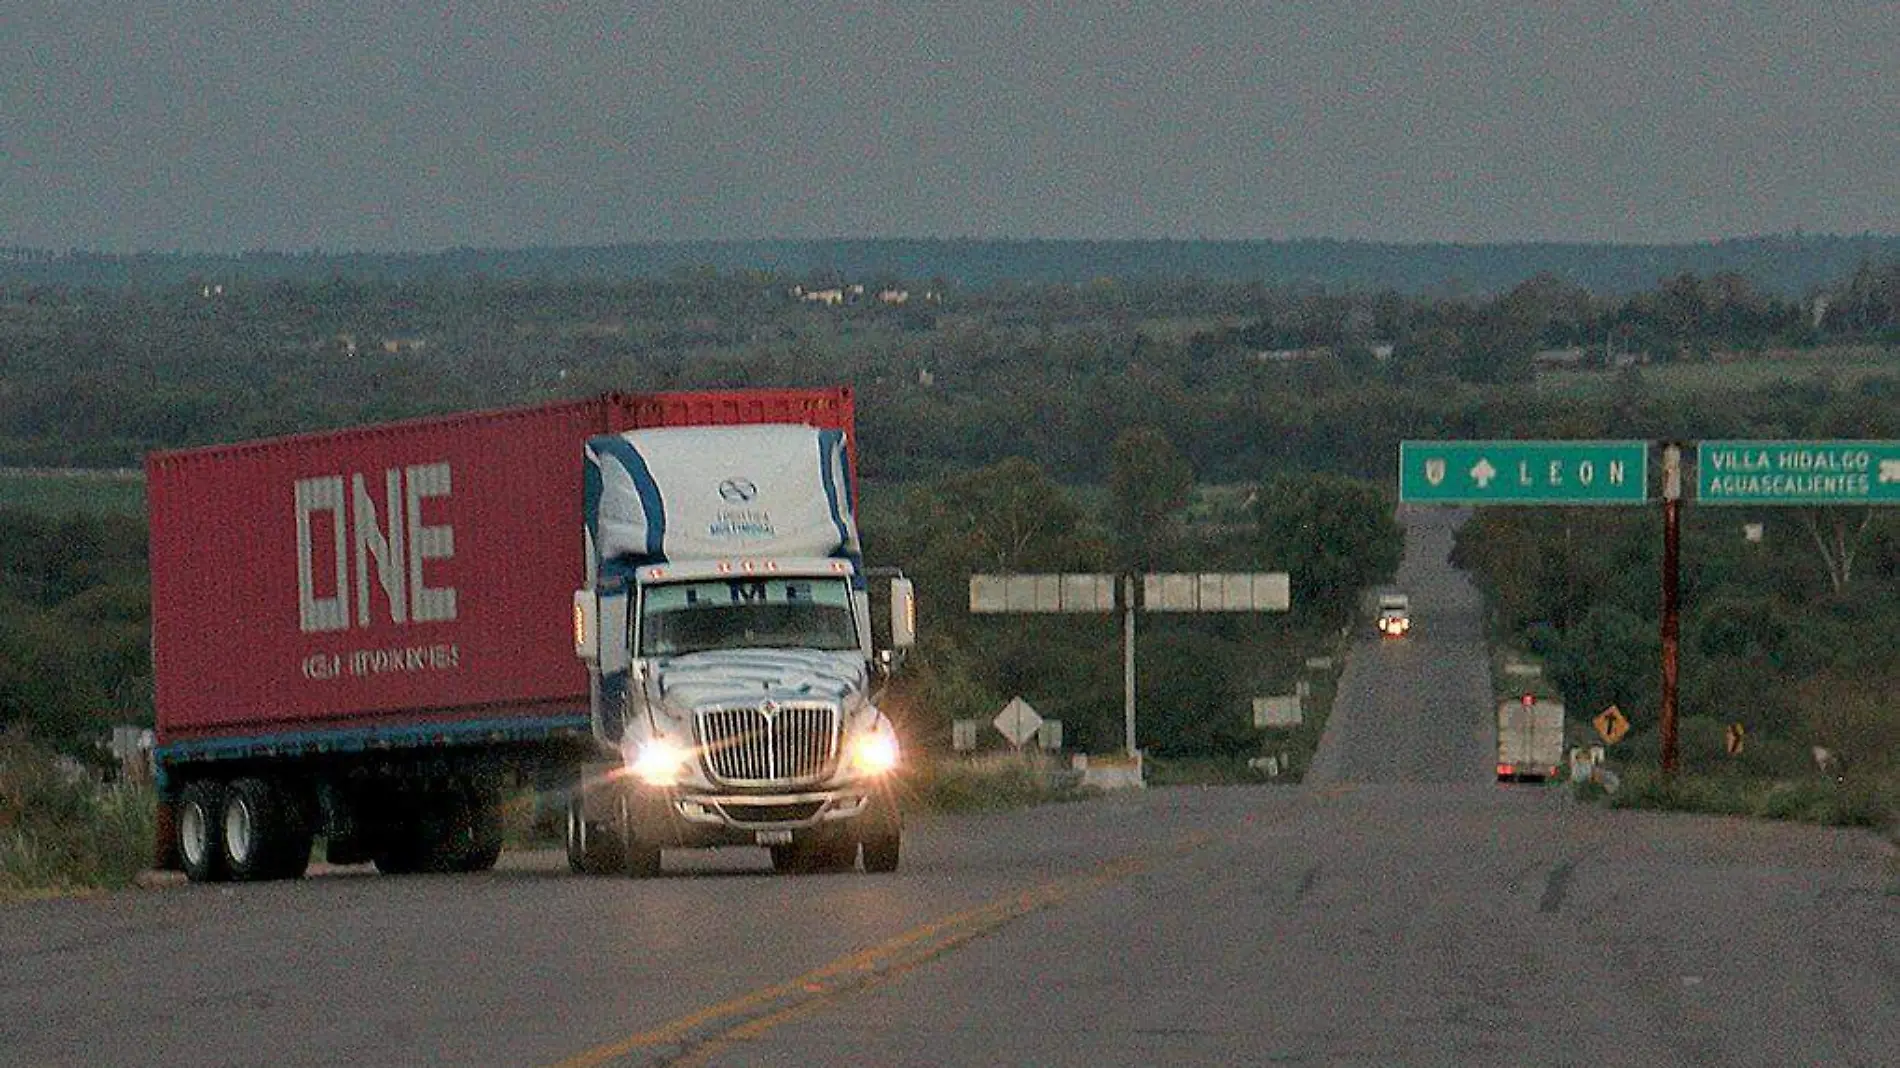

[548,838,1202,1068]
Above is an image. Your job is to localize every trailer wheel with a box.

[373,830,429,875]
[372,813,432,875]
[374,788,481,875]
[223,778,311,882]
[177,780,228,884]
[566,799,623,876]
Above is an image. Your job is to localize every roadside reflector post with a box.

[1660,443,1682,777]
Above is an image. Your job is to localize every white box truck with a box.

[1497,695,1565,782]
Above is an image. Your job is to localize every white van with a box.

[1376,593,1411,638]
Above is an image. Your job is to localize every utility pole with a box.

[1660,444,1682,776]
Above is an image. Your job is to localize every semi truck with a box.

[147,387,913,882]
[568,423,912,875]
[1497,694,1565,782]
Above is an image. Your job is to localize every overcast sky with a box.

[6,2,1897,253]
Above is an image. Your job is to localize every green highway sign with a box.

[1698,440,1900,505]
[1400,440,1650,504]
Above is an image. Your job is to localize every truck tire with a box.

[222,778,312,882]
[372,804,437,875]
[618,796,662,878]
[860,794,901,874]
[566,800,623,876]
[861,829,900,873]
[372,820,431,875]
[371,786,495,875]
[177,780,228,884]
[771,833,857,874]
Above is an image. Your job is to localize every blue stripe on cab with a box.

[817,428,849,552]
[593,434,667,561]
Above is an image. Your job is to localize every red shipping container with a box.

[148,398,612,741]
[148,388,855,743]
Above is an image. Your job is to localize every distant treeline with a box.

[2,256,1897,472]
[5,234,1900,297]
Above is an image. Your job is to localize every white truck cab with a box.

[1376,592,1411,638]
[569,424,916,876]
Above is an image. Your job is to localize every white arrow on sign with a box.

[1470,458,1497,488]
[993,696,1044,748]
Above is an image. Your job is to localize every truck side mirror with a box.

[889,577,917,649]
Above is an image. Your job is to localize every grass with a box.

[1145,756,1274,786]
[1576,764,1895,831]
[905,752,1095,812]
[0,469,145,517]
[0,736,156,901]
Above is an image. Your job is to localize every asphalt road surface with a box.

[5,510,1896,1066]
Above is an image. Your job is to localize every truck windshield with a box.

[638,577,858,656]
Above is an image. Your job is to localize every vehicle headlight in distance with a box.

[629,738,692,786]
[851,729,901,775]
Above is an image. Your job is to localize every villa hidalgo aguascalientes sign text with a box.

[1698,441,1900,505]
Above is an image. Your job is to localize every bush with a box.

[906,753,1092,812]
[1736,736,1814,778]
[0,732,155,898]
[1145,756,1274,786]
[1592,764,1895,830]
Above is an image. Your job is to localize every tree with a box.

[863,459,1117,747]
[1543,602,1658,726]
[876,457,1106,590]
[1106,426,1194,571]
[1796,507,1876,594]
[1249,473,1402,625]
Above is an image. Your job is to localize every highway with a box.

[4,509,1896,1066]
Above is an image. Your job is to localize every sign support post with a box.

[1122,576,1137,757]
[1660,444,1682,777]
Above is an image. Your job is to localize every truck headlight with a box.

[850,730,900,775]
[629,738,692,786]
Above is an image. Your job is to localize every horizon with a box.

[8,230,1900,261]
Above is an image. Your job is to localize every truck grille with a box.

[696,704,840,785]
